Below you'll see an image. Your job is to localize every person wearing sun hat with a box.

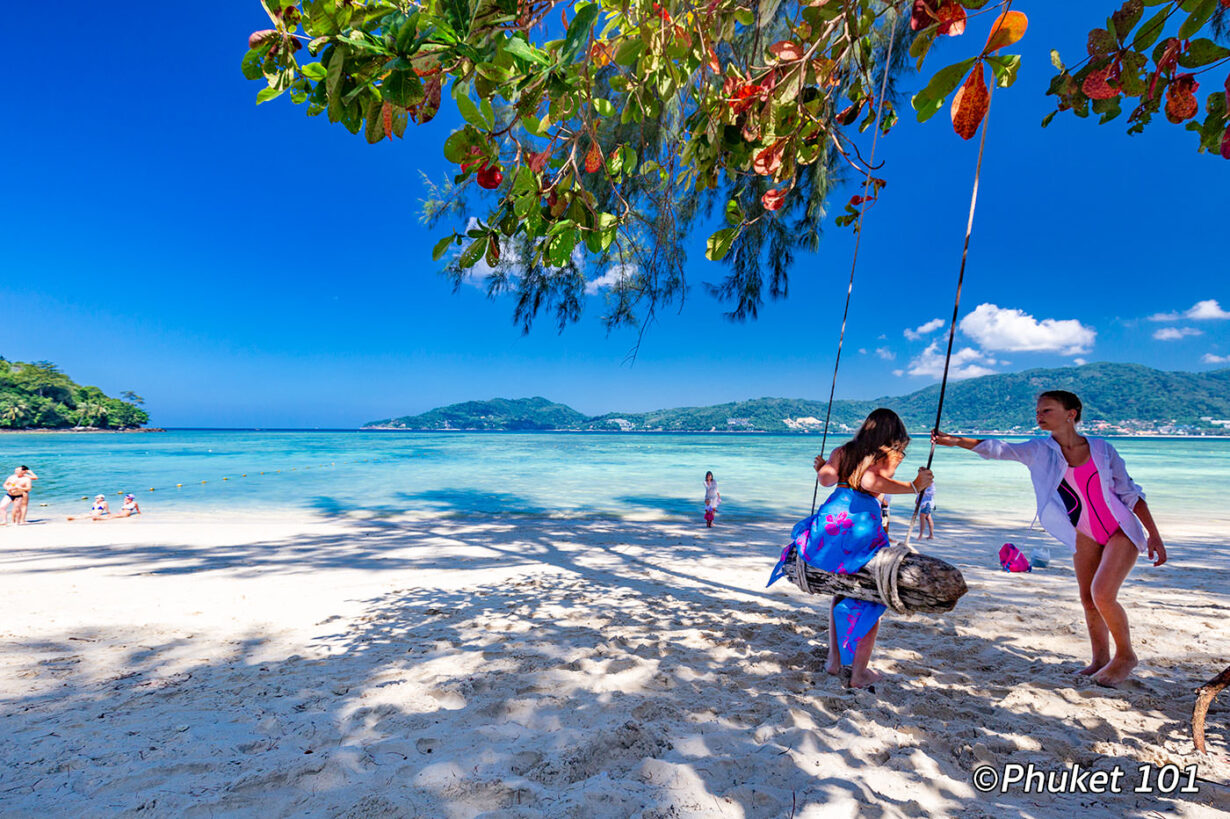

[114,494,142,518]
[68,495,110,521]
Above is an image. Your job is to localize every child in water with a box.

[793,408,932,688]
[703,471,720,527]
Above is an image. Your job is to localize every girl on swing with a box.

[932,390,1166,687]
[805,408,933,688]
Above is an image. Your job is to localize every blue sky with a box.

[2,3,1226,427]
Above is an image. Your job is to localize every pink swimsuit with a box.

[1057,460,1120,545]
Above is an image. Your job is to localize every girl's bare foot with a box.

[1075,658,1110,676]
[825,660,842,677]
[1093,653,1138,687]
[849,668,882,688]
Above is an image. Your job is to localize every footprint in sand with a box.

[415,737,440,755]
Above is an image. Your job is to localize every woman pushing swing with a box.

[933,390,1167,687]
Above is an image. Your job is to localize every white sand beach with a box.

[1,512,1227,817]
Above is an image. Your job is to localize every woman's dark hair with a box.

[838,408,910,488]
[1038,390,1082,422]
[705,471,714,482]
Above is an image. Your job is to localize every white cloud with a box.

[906,341,997,380]
[959,303,1095,354]
[1150,299,1230,321]
[1204,353,1230,364]
[1073,358,1087,366]
[875,347,896,361]
[1153,327,1204,341]
[892,369,904,377]
[584,264,636,295]
[904,318,945,341]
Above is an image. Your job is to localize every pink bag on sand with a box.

[999,543,1032,573]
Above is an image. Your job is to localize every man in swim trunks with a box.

[1,466,38,525]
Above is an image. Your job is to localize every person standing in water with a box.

[703,471,721,527]
[917,482,936,539]
[932,390,1166,687]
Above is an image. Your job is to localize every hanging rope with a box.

[903,80,997,548]
[811,17,899,516]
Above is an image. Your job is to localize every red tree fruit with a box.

[476,165,503,189]
[1221,127,1230,160]
[951,64,989,140]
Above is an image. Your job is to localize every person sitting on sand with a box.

[68,495,111,521]
[793,408,933,688]
[932,390,1166,688]
[113,494,141,518]
[1,466,38,526]
[703,471,721,528]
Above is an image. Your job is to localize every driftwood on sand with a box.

[781,547,968,614]
[1193,664,1230,753]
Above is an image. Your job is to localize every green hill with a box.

[362,363,1230,434]
[368,396,588,431]
[0,358,149,430]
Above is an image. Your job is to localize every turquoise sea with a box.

[2,431,1228,535]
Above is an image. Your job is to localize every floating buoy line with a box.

[58,459,390,503]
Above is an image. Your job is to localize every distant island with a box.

[363,363,1230,435]
[0,358,149,430]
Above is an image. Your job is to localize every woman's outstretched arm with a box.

[931,432,983,450]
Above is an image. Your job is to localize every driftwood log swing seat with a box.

[780,23,974,616]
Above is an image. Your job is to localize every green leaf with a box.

[432,234,456,261]
[1041,111,1058,128]
[1050,49,1066,72]
[622,145,637,174]
[911,57,977,122]
[1178,0,1217,39]
[593,98,614,117]
[559,2,601,66]
[705,227,738,261]
[301,61,328,81]
[381,69,423,107]
[1178,38,1230,68]
[614,39,643,66]
[724,198,744,226]
[606,146,624,176]
[458,237,486,269]
[256,86,286,105]
[443,128,478,163]
[1132,7,1169,50]
[504,35,551,66]
[242,45,273,81]
[454,91,486,129]
[986,55,1021,89]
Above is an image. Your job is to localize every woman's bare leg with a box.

[1073,533,1112,675]
[849,621,881,688]
[826,599,842,676]
[1090,532,1139,687]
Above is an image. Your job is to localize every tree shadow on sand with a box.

[1,513,1226,816]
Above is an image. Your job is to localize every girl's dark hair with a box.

[838,408,910,488]
[705,471,714,482]
[1038,390,1082,422]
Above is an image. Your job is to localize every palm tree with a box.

[119,391,145,406]
[2,402,29,428]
